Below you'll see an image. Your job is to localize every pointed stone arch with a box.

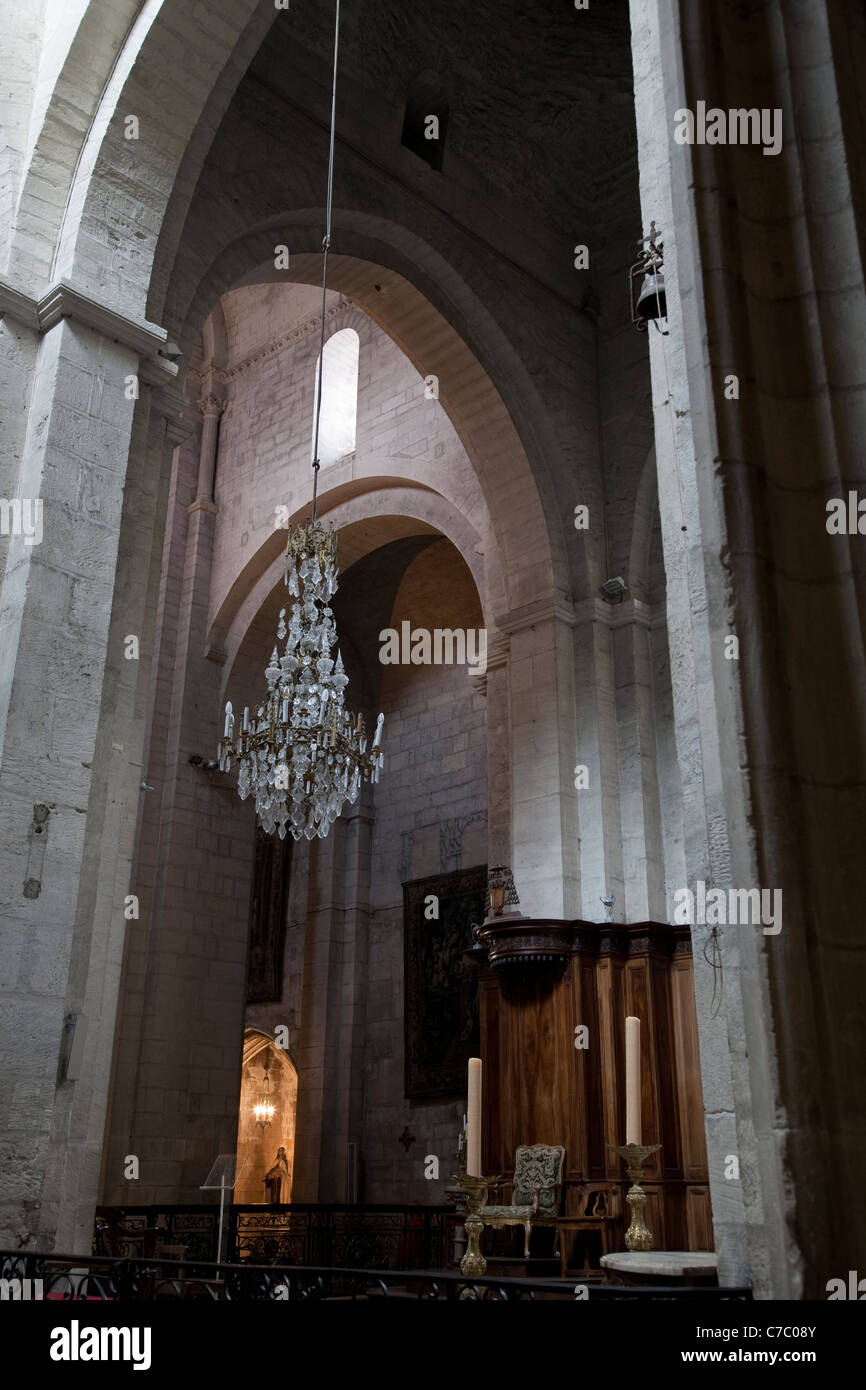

[235,1029,298,1205]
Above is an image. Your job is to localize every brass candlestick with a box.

[614,1143,661,1251]
[453,1174,488,1275]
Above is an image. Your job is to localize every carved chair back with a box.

[512,1144,565,1214]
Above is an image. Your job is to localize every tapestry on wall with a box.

[403,865,486,1100]
[246,827,291,1004]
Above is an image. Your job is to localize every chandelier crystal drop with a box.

[218,521,384,841]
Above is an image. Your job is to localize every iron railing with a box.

[1,1250,751,1302]
[94,1203,449,1268]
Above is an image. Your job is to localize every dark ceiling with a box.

[245,0,638,244]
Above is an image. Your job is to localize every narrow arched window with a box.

[312,327,359,467]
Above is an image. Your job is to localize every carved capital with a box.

[198,392,226,417]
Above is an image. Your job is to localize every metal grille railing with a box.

[1,1249,751,1302]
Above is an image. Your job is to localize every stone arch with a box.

[3,0,143,284]
[48,0,281,310]
[23,2,581,618]
[318,301,369,349]
[212,484,497,704]
[235,1029,298,1205]
[175,228,568,614]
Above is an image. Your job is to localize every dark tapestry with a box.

[403,864,486,1100]
[246,827,291,1004]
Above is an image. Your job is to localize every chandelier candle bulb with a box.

[625,1016,641,1146]
[466,1057,482,1177]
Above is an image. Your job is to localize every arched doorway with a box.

[235,1030,298,1204]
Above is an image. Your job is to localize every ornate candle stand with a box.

[614,1143,661,1251]
[452,1175,489,1275]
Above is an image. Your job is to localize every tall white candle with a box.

[625,1016,641,1146]
[466,1058,482,1177]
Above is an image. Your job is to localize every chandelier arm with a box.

[310,0,341,525]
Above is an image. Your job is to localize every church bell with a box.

[630,222,669,333]
[636,266,666,322]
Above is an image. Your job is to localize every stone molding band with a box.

[0,276,176,375]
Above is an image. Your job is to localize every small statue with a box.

[264,1146,291,1204]
[601,893,615,924]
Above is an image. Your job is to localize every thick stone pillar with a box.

[630,0,866,1296]
[0,301,178,1249]
[102,379,253,1207]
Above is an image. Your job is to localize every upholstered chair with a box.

[479,1144,565,1259]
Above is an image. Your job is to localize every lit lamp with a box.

[253,1057,276,1131]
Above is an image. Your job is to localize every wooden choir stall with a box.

[464,916,712,1274]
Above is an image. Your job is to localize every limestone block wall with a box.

[362,541,487,1204]
[206,284,486,634]
[630,0,866,1298]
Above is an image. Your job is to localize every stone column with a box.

[611,602,666,923]
[572,599,625,922]
[331,793,375,1202]
[292,831,338,1202]
[502,605,580,919]
[195,376,225,506]
[46,382,188,1251]
[0,308,175,1249]
[483,633,511,867]
[629,0,866,1296]
[107,377,253,1206]
[629,0,760,1291]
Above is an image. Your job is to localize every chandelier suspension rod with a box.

[311,0,341,526]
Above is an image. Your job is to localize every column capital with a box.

[197,392,226,417]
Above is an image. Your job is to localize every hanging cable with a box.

[311,0,341,525]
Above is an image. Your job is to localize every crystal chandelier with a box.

[217,523,384,840]
[253,1058,275,1130]
[217,0,384,841]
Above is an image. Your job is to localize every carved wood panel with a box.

[475,920,712,1251]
